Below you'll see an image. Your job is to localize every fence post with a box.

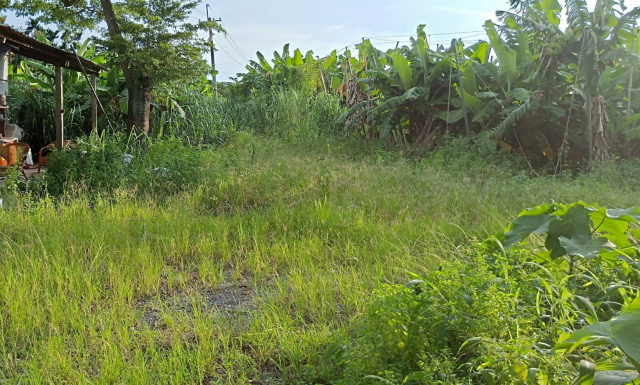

[55,66,64,150]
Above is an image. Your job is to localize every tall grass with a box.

[150,87,344,144]
[1,135,638,383]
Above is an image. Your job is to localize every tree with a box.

[8,0,221,135]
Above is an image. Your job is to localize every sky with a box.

[4,0,640,81]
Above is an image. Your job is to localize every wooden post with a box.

[91,74,98,133]
[55,66,64,150]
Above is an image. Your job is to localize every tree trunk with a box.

[100,0,152,137]
[127,79,152,136]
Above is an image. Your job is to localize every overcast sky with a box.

[5,0,640,81]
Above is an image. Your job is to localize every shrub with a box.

[45,134,128,197]
[328,202,640,385]
[44,135,205,198]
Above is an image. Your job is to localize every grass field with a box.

[1,135,638,384]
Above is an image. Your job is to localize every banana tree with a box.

[344,25,455,145]
[239,44,316,94]
[494,0,640,167]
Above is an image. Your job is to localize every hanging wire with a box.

[221,22,250,61]
[214,38,246,66]
[222,34,250,62]
[364,30,483,39]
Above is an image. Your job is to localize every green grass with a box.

[1,135,638,384]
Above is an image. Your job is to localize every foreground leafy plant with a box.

[556,296,640,385]
[329,201,640,384]
[502,202,640,263]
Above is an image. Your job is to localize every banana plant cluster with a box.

[232,0,640,166]
[236,44,316,95]
[340,26,456,144]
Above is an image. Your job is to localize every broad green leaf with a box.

[292,49,304,66]
[521,204,554,217]
[472,100,501,123]
[305,50,315,63]
[504,214,551,249]
[484,20,517,90]
[415,40,429,87]
[557,297,640,369]
[25,60,55,77]
[597,363,638,372]
[558,235,616,259]
[256,51,272,72]
[462,67,478,95]
[493,99,531,139]
[509,88,531,102]
[515,30,532,67]
[457,88,483,112]
[372,87,430,115]
[593,371,640,385]
[416,24,427,41]
[541,0,562,25]
[589,208,631,248]
[393,53,413,91]
[546,205,592,259]
[605,208,640,224]
[435,109,466,124]
[470,41,490,64]
[331,76,341,91]
[324,50,337,70]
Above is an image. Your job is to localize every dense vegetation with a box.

[1,0,640,384]
[2,135,640,384]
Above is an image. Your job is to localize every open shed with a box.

[0,24,102,149]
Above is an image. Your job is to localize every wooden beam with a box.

[91,74,97,133]
[55,66,63,150]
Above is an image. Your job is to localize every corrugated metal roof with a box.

[0,25,102,75]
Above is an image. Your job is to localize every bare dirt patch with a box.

[137,281,258,330]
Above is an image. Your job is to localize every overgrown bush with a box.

[327,202,640,385]
[428,133,531,179]
[44,134,205,197]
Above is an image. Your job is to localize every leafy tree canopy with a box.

[8,0,221,86]
[6,0,222,133]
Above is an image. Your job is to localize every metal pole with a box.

[453,39,470,136]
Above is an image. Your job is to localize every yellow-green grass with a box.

[1,136,637,384]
